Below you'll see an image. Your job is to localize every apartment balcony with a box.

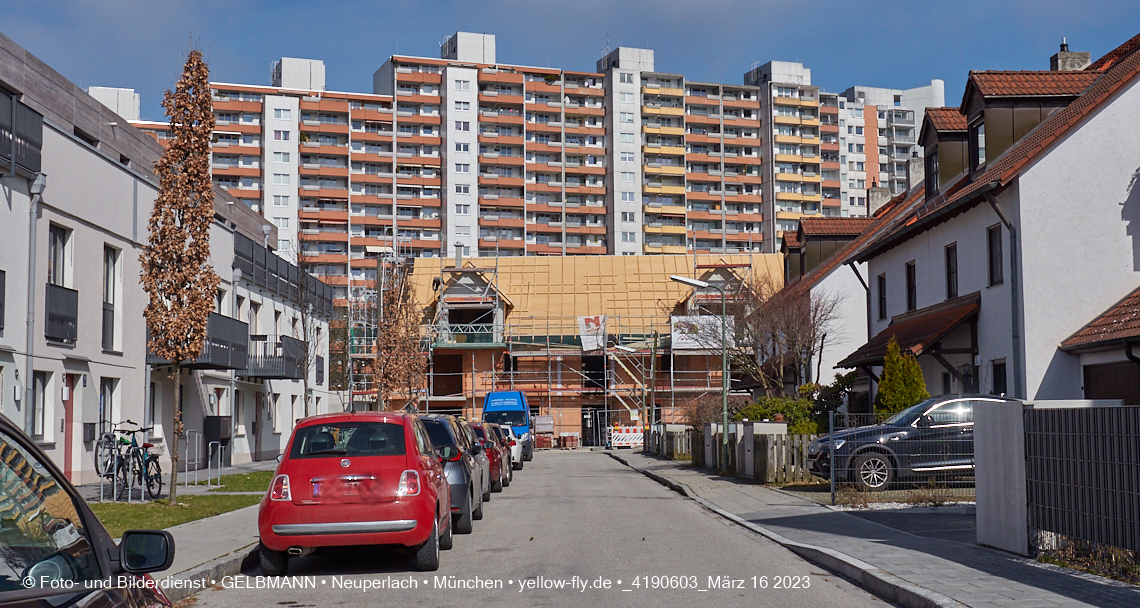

[245,334,305,379]
[147,313,249,370]
[45,283,78,344]
[1,92,44,174]
[432,324,504,347]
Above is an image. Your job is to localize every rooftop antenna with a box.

[604,35,610,56]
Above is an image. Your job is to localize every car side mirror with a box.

[120,530,175,574]
[470,443,483,455]
[484,440,495,450]
[436,445,457,461]
[276,454,282,463]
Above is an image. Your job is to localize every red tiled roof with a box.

[799,217,876,237]
[782,231,801,249]
[1088,31,1140,71]
[968,70,1101,97]
[1061,287,1140,349]
[925,107,967,132]
[860,34,1140,261]
[837,293,981,369]
[781,187,925,300]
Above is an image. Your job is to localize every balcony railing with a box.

[45,284,78,344]
[147,313,249,370]
[433,323,502,346]
[245,334,305,379]
[1,92,44,175]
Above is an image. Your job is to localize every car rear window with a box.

[290,421,405,458]
[472,426,486,439]
[422,420,456,448]
[485,410,528,426]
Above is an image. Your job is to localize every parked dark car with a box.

[459,420,492,502]
[420,415,486,534]
[258,412,452,575]
[807,395,1017,491]
[484,423,513,487]
[470,422,509,492]
[0,415,175,607]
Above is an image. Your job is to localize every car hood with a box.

[814,424,911,446]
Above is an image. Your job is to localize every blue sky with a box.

[4,1,1139,121]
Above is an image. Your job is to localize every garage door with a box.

[1083,362,1140,405]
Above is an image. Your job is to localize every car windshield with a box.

[882,399,941,426]
[484,410,528,426]
[289,421,405,458]
[422,420,456,448]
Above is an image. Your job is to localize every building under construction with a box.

[408,254,782,445]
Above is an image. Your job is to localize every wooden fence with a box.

[754,434,821,484]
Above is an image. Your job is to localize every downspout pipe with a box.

[25,173,47,428]
[984,189,1023,400]
[847,261,874,403]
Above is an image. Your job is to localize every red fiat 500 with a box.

[257,412,451,574]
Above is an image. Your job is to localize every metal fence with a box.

[1025,405,1140,554]
[818,411,976,504]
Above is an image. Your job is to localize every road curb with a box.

[607,452,966,608]
[162,543,258,603]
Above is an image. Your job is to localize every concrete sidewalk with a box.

[610,451,1140,608]
[77,458,278,502]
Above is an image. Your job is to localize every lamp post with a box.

[670,275,729,474]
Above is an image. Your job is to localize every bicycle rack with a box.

[182,430,201,486]
[207,441,227,486]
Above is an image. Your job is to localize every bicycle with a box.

[108,420,164,500]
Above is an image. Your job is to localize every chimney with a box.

[454,241,464,268]
[1050,37,1091,71]
[906,156,925,194]
[868,186,892,215]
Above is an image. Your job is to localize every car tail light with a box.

[397,470,420,497]
[270,474,291,501]
[509,440,517,446]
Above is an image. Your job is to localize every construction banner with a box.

[578,315,606,351]
[671,315,735,350]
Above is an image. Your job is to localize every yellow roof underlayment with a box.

[411,254,783,334]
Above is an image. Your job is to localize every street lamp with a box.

[670,275,729,474]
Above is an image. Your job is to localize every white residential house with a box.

[838,35,1140,404]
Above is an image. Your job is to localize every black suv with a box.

[807,395,1018,491]
[0,414,175,606]
[420,415,487,535]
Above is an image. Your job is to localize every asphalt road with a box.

[190,450,887,608]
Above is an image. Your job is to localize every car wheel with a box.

[259,543,289,577]
[412,520,440,571]
[514,459,523,471]
[502,466,511,488]
[854,452,894,492]
[472,486,484,521]
[439,510,454,550]
[453,490,474,534]
[483,475,493,501]
[491,470,503,492]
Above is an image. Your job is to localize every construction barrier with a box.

[607,426,644,449]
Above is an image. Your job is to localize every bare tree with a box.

[683,274,842,398]
[140,49,220,505]
[370,262,425,410]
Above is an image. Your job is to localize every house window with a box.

[877,274,887,320]
[102,246,119,351]
[454,121,470,131]
[273,195,290,207]
[273,173,289,185]
[619,73,634,84]
[945,243,958,299]
[273,217,289,229]
[991,360,1007,395]
[455,163,470,173]
[621,192,635,202]
[926,150,939,196]
[620,133,635,143]
[273,109,290,120]
[905,261,916,311]
[454,143,469,152]
[619,92,635,103]
[970,120,986,171]
[620,152,635,163]
[620,112,634,123]
[31,371,47,440]
[988,224,1003,286]
[273,130,289,141]
[621,172,635,183]
[621,212,636,222]
[454,184,470,194]
[621,232,636,242]
[454,101,470,111]
[454,80,470,91]
[455,204,471,215]
[0,269,5,330]
[48,224,70,287]
[273,152,290,163]
[455,225,470,237]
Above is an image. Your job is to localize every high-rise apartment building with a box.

[744,61,822,253]
[833,81,945,211]
[128,32,942,262]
